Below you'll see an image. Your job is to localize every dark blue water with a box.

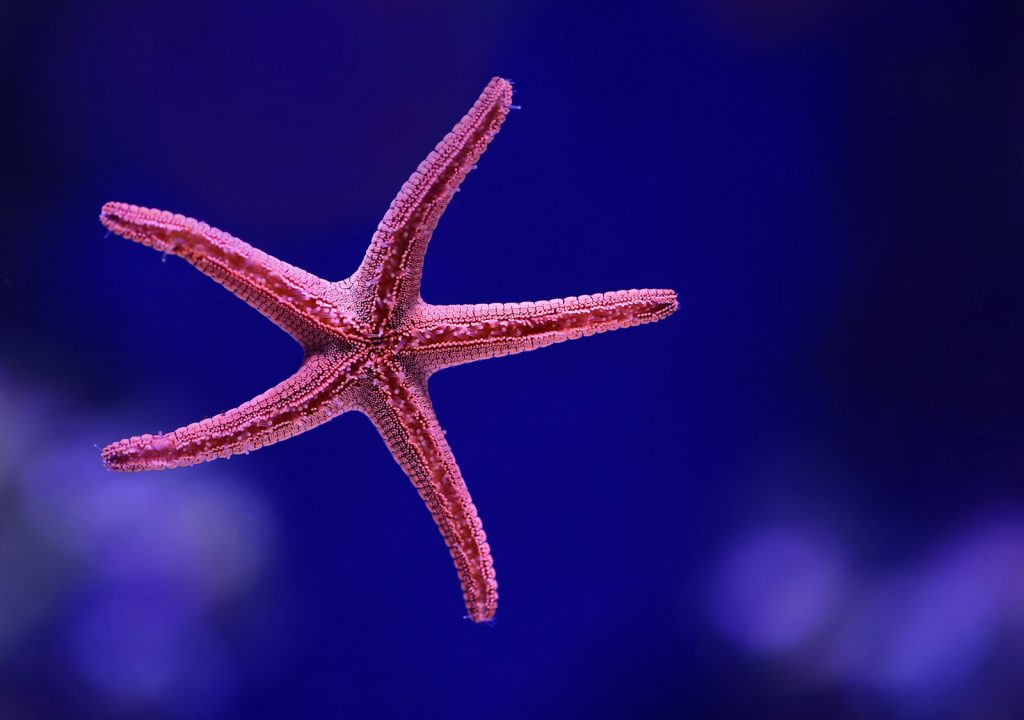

[2,1,1023,718]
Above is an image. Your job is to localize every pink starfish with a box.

[100,77,677,622]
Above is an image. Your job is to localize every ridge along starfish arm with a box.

[100,77,678,623]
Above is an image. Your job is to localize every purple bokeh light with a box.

[0,365,275,717]
[709,525,845,653]
[708,507,1024,716]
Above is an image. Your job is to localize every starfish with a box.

[99,77,677,622]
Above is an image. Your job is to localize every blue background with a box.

[2,1,1024,718]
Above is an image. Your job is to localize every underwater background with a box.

[2,0,1023,718]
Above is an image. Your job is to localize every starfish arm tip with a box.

[99,201,150,230]
[97,201,173,251]
[101,439,134,472]
[98,201,129,232]
[466,609,497,625]
[101,434,180,472]
[658,288,680,318]
[489,77,514,112]
[490,76,513,93]
[100,448,127,472]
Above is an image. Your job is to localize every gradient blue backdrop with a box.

[2,1,1023,718]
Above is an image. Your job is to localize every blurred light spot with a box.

[709,526,845,653]
[0,525,65,659]
[831,514,1024,706]
[69,588,237,715]
[714,508,1024,715]
[22,440,273,605]
[0,366,275,715]
[71,592,188,700]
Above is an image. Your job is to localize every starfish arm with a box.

[100,203,366,346]
[103,350,370,471]
[352,77,513,332]
[400,288,678,371]
[358,358,498,622]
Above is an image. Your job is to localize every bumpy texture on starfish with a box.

[100,77,677,622]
